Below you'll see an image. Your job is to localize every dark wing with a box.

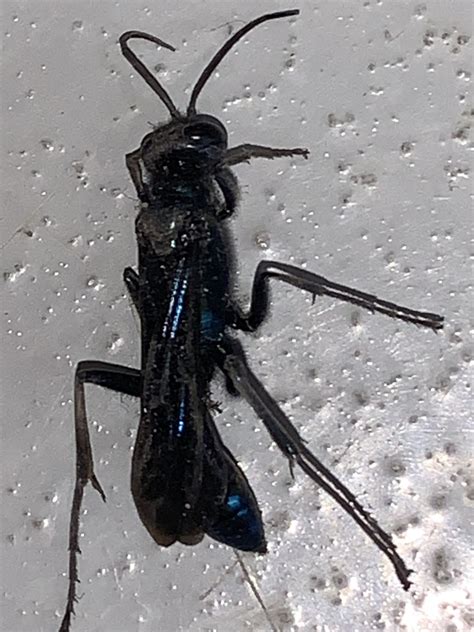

[132,247,208,546]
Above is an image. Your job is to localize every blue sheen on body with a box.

[162,262,188,339]
[227,494,249,517]
[223,492,263,550]
[176,392,187,436]
[201,309,224,341]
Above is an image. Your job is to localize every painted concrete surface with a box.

[1,2,472,631]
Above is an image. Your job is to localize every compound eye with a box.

[185,121,227,150]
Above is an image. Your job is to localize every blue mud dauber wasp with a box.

[59,10,444,631]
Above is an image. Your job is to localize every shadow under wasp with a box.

[59,9,444,631]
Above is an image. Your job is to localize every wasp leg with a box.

[59,361,141,632]
[124,266,140,309]
[217,336,413,591]
[227,260,444,332]
[125,149,147,201]
[224,143,309,166]
[215,167,240,218]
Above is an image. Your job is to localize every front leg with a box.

[125,149,147,201]
[227,260,444,332]
[215,167,240,218]
[224,143,309,166]
[59,361,141,632]
[124,266,140,310]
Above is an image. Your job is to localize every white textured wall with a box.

[1,2,472,631]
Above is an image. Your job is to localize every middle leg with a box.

[227,260,444,332]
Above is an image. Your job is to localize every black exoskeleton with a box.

[59,10,444,631]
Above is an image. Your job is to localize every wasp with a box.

[59,10,443,630]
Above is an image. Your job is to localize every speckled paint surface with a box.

[1,2,472,631]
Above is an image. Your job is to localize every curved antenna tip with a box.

[119,30,176,53]
[187,9,301,116]
[119,30,180,118]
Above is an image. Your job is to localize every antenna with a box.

[187,10,299,115]
[120,30,180,118]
